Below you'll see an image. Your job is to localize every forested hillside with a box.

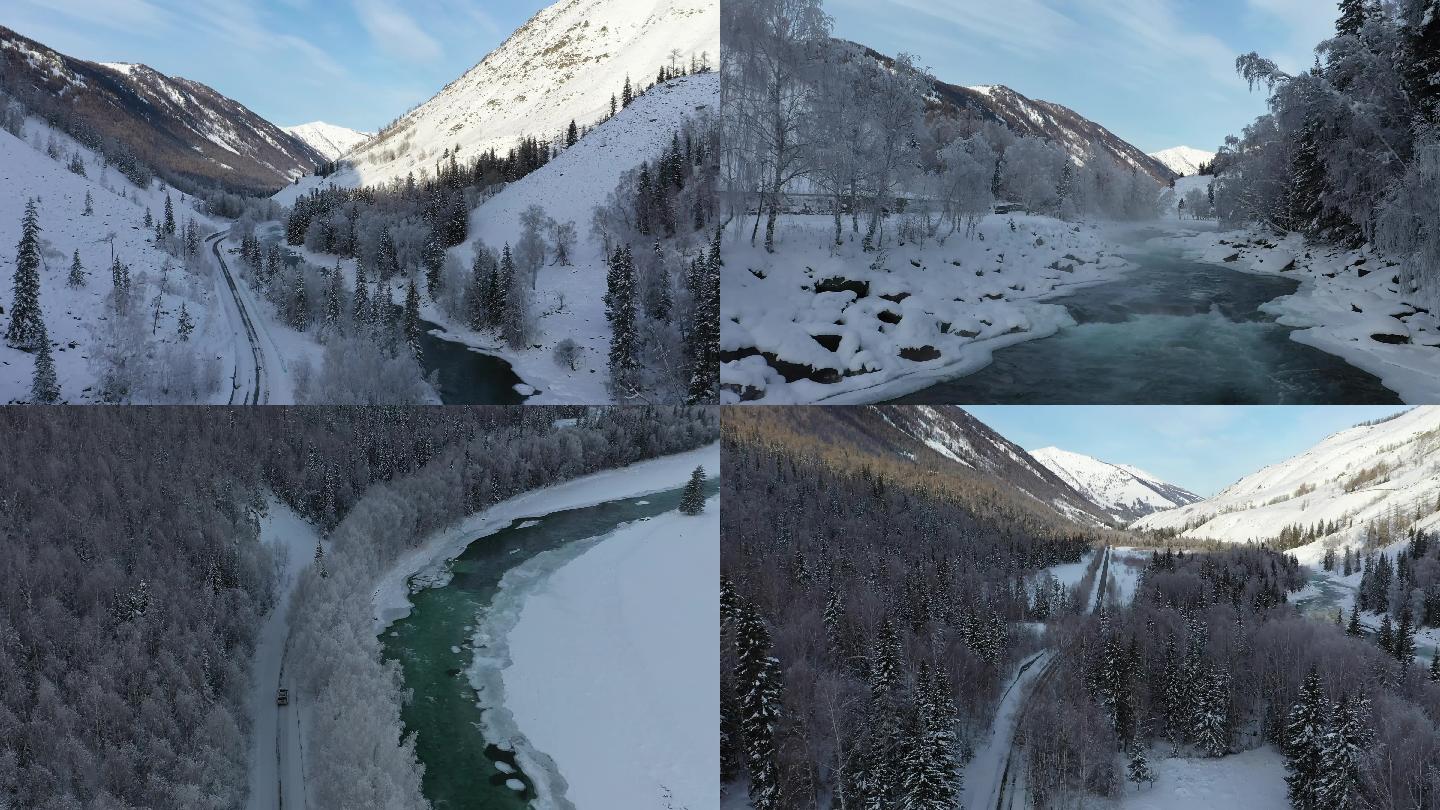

[720,407,1108,809]
[0,405,717,809]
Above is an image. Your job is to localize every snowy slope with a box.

[1031,446,1201,523]
[419,73,717,403]
[304,0,717,192]
[1148,145,1215,176]
[281,122,371,161]
[0,117,237,402]
[1132,408,1440,545]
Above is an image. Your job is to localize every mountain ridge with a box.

[1147,145,1214,176]
[283,122,372,162]
[1030,446,1202,524]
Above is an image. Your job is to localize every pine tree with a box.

[353,261,370,328]
[735,600,783,810]
[1378,613,1394,654]
[605,245,639,396]
[291,271,309,332]
[403,277,422,358]
[143,208,153,228]
[1430,652,1440,681]
[1337,0,1369,37]
[163,193,176,236]
[6,200,45,351]
[30,325,58,403]
[1285,666,1327,810]
[1194,667,1230,756]
[82,191,93,217]
[678,465,706,514]
[325,260,344,327]
[622,75,633,107]
[1315,695,1364,810]
[1346,604,1362,636]
[67,251,85,288]
[1126,742,1156,785]
[176,301,194,341]
[1394,608,1416,666]
[566,119,578,147]
[871,617,902,697]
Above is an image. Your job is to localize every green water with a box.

[380,477,718,809]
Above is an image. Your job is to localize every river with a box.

[379,478,720,809]
[893,224,1401,404]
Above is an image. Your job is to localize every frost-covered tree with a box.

[1286,665,1328,810]
[176,301,194,341]
[679,465,707,514]
[30,326,59,403]
[67,250,85,288]
[735,599,783,810]
[6,200,45,351]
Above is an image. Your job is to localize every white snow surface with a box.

[721,212,1134,403]
[1147,145,1215,177]
[1133,407,1440,545]
[370,442,720,632]
[0,116,242,402]
[281,122,372,162]
[1158,227,1440,403]
[1031,446,1200,522]
[245,497,321,810]
[495,494,719,810]
[1118,746,1289,810]
[290,0,716,193]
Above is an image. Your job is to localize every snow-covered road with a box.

[246,499,321,810]
[208,232,268,405]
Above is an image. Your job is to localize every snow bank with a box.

[1163,228,1440,403]
[475,494,719,810]
[1119,746,1288,810]
[720,212,1135,403]
[370,442,720,632]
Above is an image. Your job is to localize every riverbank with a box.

[1162,228,1440,403]
[370,442,720,633]
[470,493,719,810]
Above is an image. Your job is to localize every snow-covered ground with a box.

[281,122,371,162]
[1133,406,1440,546]
[1147,146,1215,178]
[1042,549,1096,591]
[371,442,720,632]
[1104,547,1147,607]
[1159,227,1440,403]
[489,493,718,810]
[0,116,238,402]
[720,211,1134,403]
[245,497,322,810]
[1118,746,1288,810]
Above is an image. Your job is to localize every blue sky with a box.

[827,0,1339,154]
[965,406,1410,496]
[2,0,549,133]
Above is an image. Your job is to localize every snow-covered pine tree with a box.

[606,245,639,396]
[1394,608,1416,665]
[177,301,194,342]
[403,277,421,358]
[6,200,45,351]
[735,599,783,810]
[1126,742,1155,785]
[163,193,176,236]
[1315,694,1363,810]
[67,250,85,288]
[678,465,706,514]
[1430,652,1440,681]
[30,325,59,403]
[1377,613,1394,654]
[82,190,93,217]
[1285,665,1327,810]
[325,260,344,327]
[871,617,902,696]
[1193,667,1230,757]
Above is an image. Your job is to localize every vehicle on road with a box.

[276,688,289,706]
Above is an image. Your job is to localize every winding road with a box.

[207,231,269,404]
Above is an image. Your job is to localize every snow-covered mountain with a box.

[850,43,1173,185]
[282,122,371,161]
[1132,408,1440,548]
[0,25,323,194]
[312,0,717,192]
[1148,145,1214,176]
[1030,446,1202,524]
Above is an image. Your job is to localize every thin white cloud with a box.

[353,0,444,63]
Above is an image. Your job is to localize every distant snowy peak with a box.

[0,25,322,193]
[1148,145,1214,176]
[1132,408,1440,551]
[336,0,718,189]
[282,122,372,161]
[1030,446,1201,524]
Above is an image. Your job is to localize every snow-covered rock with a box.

[281,122,372,161]
[1148,145,1215,176]
[1031,446,1201,523]
[1132,407,1440,545]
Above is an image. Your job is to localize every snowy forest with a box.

[1215,0,1440,309]
[0,405,717,809]
[719,408,1108,810]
